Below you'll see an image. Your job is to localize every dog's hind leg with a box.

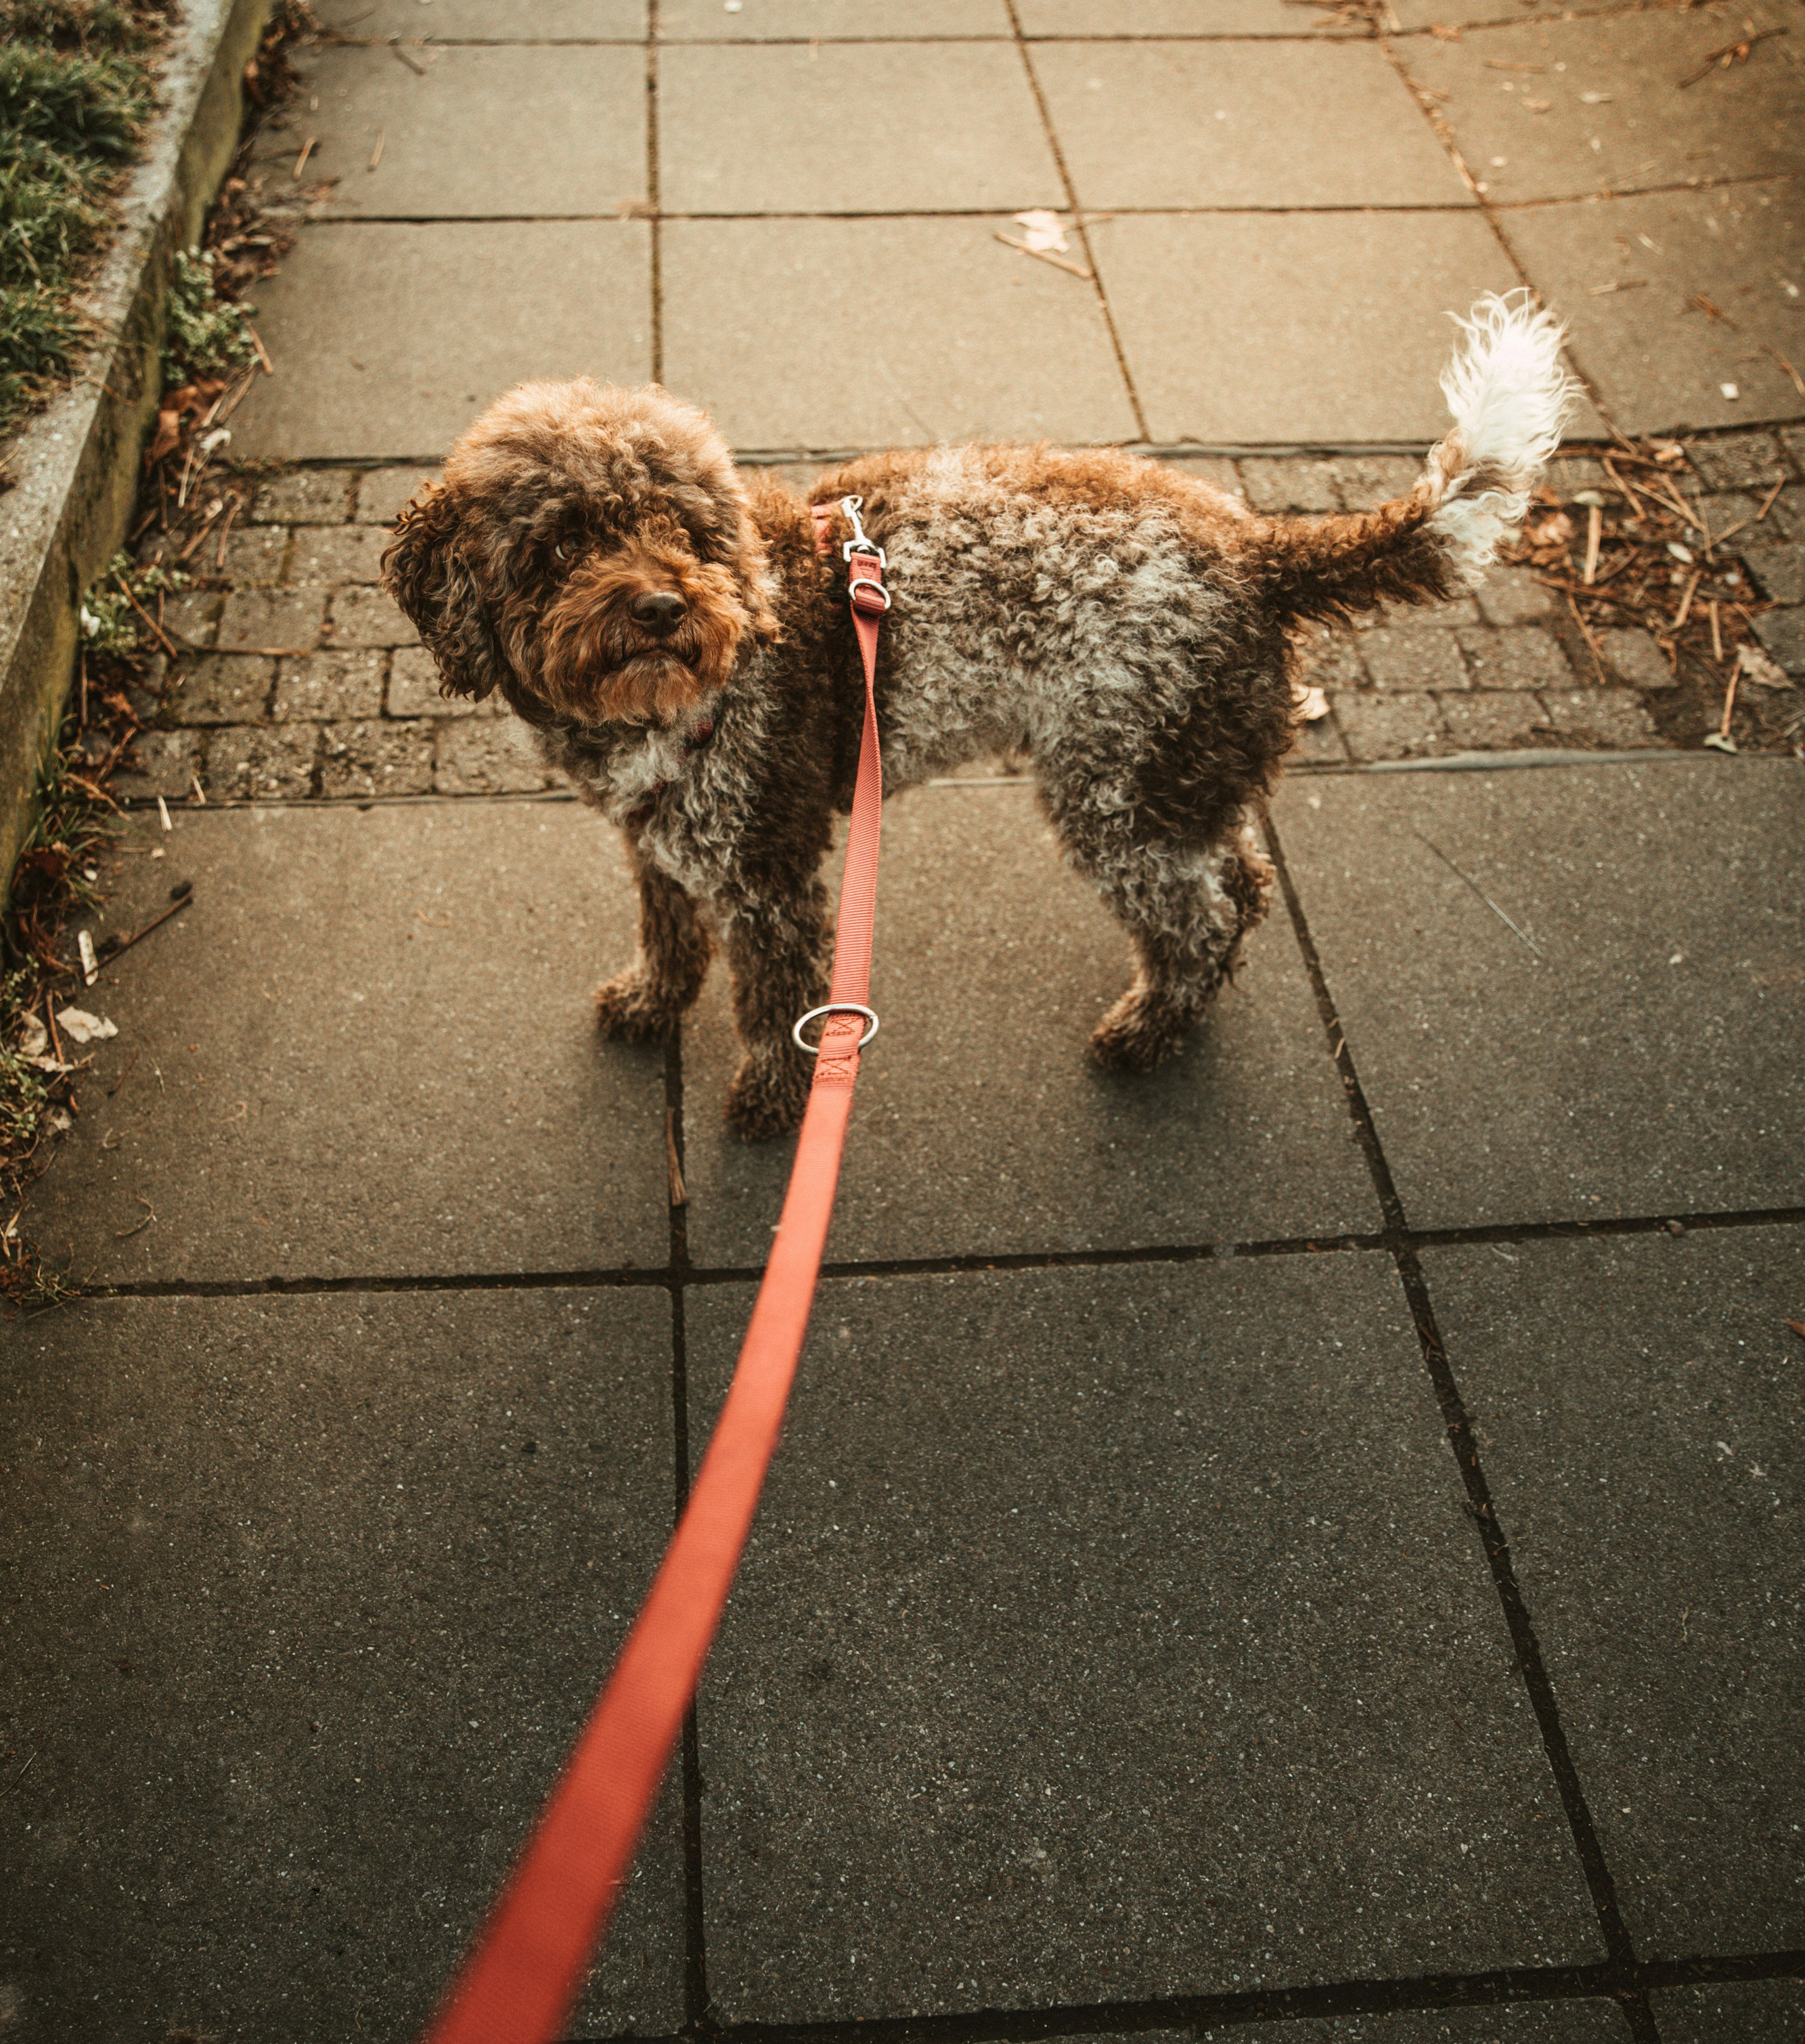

[1079,811,1274,1073]
[595,835,715,1042]
[718,881,833,1140]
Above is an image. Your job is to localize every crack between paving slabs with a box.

[648,0,664,390]
[1372,20,1622,441]
[566,1942,1805,2044]
[1003,0,1150,443]
[84,1199,1805,1304]
[1261,809,1662,2044]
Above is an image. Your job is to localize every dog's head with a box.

[381,380,778,727]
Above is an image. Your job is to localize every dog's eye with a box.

[554,543,568,561]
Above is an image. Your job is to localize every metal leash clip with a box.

[839,495,886,567]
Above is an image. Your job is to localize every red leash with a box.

[419,501,888,2044]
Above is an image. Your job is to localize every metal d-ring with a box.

[791,1002,881,1055]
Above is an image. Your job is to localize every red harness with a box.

[420,500,887,2044]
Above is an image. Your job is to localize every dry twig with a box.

[1676,25,1785,87]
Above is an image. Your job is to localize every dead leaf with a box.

[16,1014,47,1059]
[1012,208,1070,254]
[55,1006,118,1044]
[1293,684,1331,723]
[146,407,183,464]
[143,378,224,468]
[1735,642,1793,688]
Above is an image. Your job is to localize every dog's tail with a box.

[1262,291,1580,624]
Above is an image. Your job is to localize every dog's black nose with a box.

[631,590,687,633]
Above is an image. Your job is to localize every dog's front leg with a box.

[718,883,832,1141]
[595,834,715,1043]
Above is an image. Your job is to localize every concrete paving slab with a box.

[268,45,646,219]
[1754,604,1805,675]
[204,723,321,799]
[658,43,1061,214]
[660,0,1009,34]
[389,642,503,716]
[1333,692,1450,761]
[681,784,1377,1268]
[251,471,355,524]
[1424,1228,1805,1954]
[318,715,434,795]
[1649,1979,1805,2042]
[355,464,440,526]
[1456,625,1574,690]
[1197,2005,1630,2043]
[433,717,560,793]
[271,648,386,721]
[1092,212,1519,444]
[1400,13,1803,206]
[26,801,669,1283]
[1033,41,1471,208]
[661,218,1136,448]
[114,728,202,801]
[1016,0,1356,31]
[217,587,325,651]
[220,524,286,583]
[170,651,275,723]
[1537,687,1659,748]
[230,222,652,460]
[287,525,388,585]
[1437,690,1548,751]
[1498,183,1805,435]
[0,1288,683,2044]
[1270,759,1805,1228]
[312,0,644,35]
[686,1256,1600,2021]
[329,584,419,646]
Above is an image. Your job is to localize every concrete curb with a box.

[0,0,275,890]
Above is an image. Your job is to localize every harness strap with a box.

[419,502,886,2044]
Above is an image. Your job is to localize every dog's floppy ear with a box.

[719,473,783,644]
[380,483,509,701]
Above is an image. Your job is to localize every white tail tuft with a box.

[1424,290,1580,586]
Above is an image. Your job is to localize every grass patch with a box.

[0,0,168,448]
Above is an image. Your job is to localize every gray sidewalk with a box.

[5,7,1805,2044]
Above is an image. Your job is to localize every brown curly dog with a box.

[382,295,1574,1138]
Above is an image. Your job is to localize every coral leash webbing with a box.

[419,504,887,2044]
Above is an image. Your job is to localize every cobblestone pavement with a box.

[124,432,1805,801]
[7,6,1805,2044]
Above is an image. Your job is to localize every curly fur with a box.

[382,311,1571,1137]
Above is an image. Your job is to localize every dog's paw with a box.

[594,968,682,1044]
[725,1053,809,1141]
[1090,989,1189,1073]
